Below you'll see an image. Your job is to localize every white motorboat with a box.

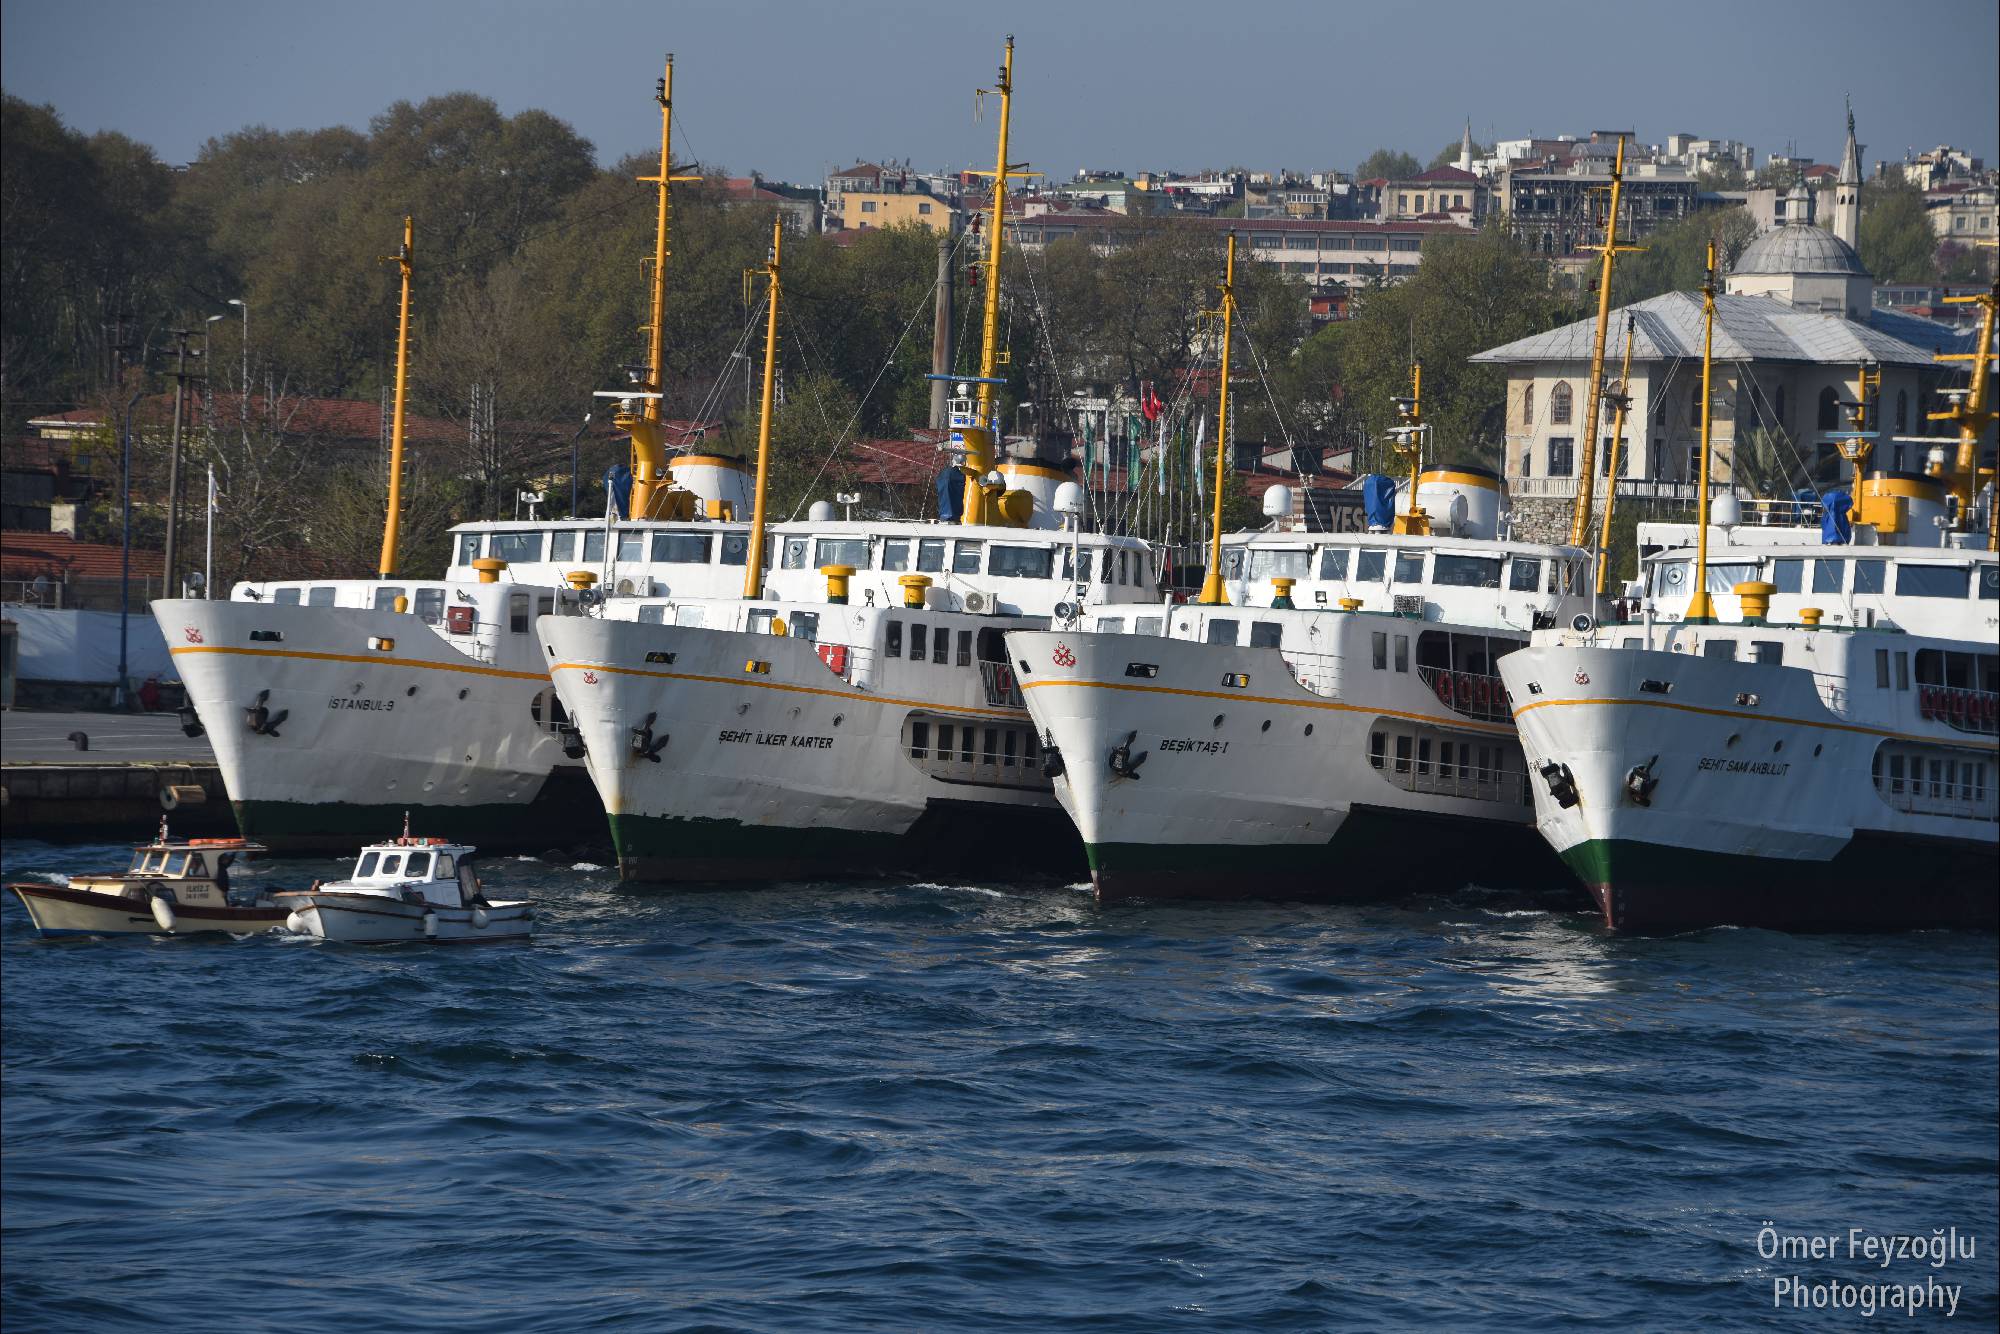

[5,822,282,937]
[276,836,532,943]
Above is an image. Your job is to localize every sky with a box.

[5,0,1996,184]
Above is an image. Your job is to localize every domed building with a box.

[1471,110,1987,540]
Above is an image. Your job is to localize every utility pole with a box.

[163,329,200,596]
[929,225,956,429]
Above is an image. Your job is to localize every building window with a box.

[918,202,932,215]
[1895,390,1908,432]
[1551,381,1573,424]
[1776,386,1787,424]
[1817,386,1839,431]
[1548,437,1574,476]
[1522,383,1534,426]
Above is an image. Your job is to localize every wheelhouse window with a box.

[815,538,869,570]
[1249,622,1282,648]
[355,852,380,878]
[720,533,749,566]
[638,605,666,624]
[1393,553,1425,585]
[491,531,545,564]
[781,537,811,569]
[307,586,336,607]
[917,539,947,573]
[1354,550,1387,583]
[652,532,713,564]
[1509,558,1544,593]
[790,611,819,642]
[1812,560,1844,593]
[617,529,645,562]
[910,623,928,660]
[953,541,983,575]
[414,588,445,624]
[510,592,531,634]
[549,531,577,563]
[374,587,406,610]
[583,530,606,562]
[1433,555,1501,588]
[1063,548,1093,583]
[886,620,903,656]
[990,545,1054,579]
[1318,547,1349,580]
[1771,559,1803,594]
[1853,560,1887,595]
[882,539,911,572]
[1247,548,1310,582]
[1897,565,1968,599]
[1223,548,1246,580]
[1205,619,1238,645]
[456,533,482,564]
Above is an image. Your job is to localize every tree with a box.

[1857,181,1937,283]
[1610,206,1759,306]
[1333,225,1560,469]
[1355,149,1421,182]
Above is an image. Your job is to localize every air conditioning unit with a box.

[1392,594,1424,616]
[961,590,991,614]
[615,575,653,597]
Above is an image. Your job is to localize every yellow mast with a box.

[1568,135,1641,549]
[1390,361,1429,536]
[1687,243,1719,622]
[377,214,412,578]
[1593,316,1636,595]
[1197,232,1238,605]
[948,36,1022,526]
[1929,276,1998,548]
[620,56,699,521]
[743,220,783,599]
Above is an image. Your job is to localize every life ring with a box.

[1434,673,1453,705]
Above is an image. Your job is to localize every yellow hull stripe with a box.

[1019,676,1515,735]
[1510,694,1999,753]
[550,660,1027,720]
[169,644,545,682]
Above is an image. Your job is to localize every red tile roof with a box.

[31,393,460,444]
[2,531,163,581]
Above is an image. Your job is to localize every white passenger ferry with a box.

[1500,279,1997,930]
[1009,466,1599,902]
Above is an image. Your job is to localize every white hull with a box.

[541,614,1068,880]
[1500,631,1998,929]
[279,892,533,943]
[7,882,286,937]
[157,598,581,850]
[1007,626,1556,902]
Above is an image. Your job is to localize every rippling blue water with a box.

[4,839,1995,1331]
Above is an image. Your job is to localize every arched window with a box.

[1776,386,1787,424]
[1895,390,1909,433]
[1817,386,1839,431]
[1522,383,1535,426]
[1550,381,1573,425]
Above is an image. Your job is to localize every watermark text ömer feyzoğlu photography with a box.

[1757,1225,1978,1317]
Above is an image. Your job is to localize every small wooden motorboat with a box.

[274,835,532,944]
[5,821,283,937]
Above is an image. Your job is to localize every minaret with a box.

[1833,97,1863,247]
[1457,121,1475,174]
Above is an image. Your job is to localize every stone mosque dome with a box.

[1732,222,1869,278]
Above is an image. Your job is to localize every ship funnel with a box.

[1414,465,1501,541]
[667,454,753,520]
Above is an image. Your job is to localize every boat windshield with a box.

[160,853,188,877]
[405,852,433,878]
[378,853,404,877]
[354,851,380,878]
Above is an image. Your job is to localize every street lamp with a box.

[226,298,248,446]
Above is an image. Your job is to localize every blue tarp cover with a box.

[935,468,964,522]
[1820,489,1852,545]
[1362,474,1397,531]
[604,464,633,519]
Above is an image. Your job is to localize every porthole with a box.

[406,686,418,697]
[833,714,844,727]
[458,688,469,700]
[1725,733,1738,747]
[1212,714,1224,729]
[1260,720,1271,732]
[1813,744,1823,757]
[1772,740,1782,753]
[1304,723,1314,737]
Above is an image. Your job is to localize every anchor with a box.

[629,711,669,763]
[244,689,288,738]
[178,703,205,739]
[557,723,587,760]
[1538,759,1578,809]
[1039,731,1065,779]
[1107,730,1148,780]
[1625,754,1659,807]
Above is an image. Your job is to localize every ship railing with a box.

[809,640,876,689]
[1278,648,1344,698]
[1873,781,2000,824]
[1916,684,1999,736]
[427,619,503,665]
[1415,665,1513,723]
[1380,758,1534,807]
[1810,672,1853,720]
[979,659,1026,709]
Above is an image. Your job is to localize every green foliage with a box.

[1857,181,1937,283]
[1355,149,1421,182]
[1609,206,1759,306]
[1331,226,1560,470]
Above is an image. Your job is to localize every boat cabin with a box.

[339,839,484,908]
[98,832,267,905]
